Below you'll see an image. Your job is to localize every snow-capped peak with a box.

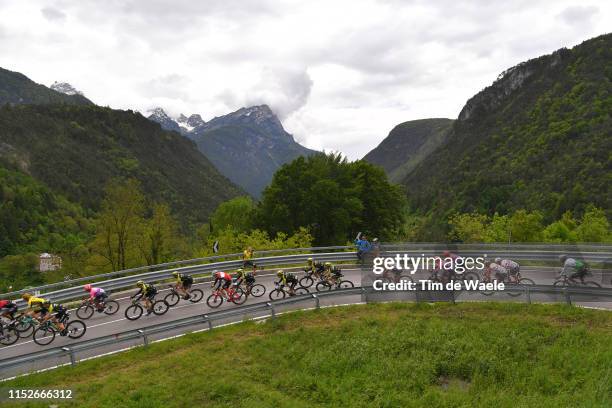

[176,113,205,132]
[50,81,83,96]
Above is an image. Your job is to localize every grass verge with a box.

[2,302,611,407]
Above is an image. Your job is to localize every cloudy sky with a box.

[0,0,609,158]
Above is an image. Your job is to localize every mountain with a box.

[0,67,92,106]
[0,103,242,227]
[401,34,612,228]
[363,118,454,182]
[50,81,84,96]
[148,105,317,197]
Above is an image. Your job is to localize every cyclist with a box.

[559,255,589,284]
[0,299,17,321]
[495,258,520,283]
[440,250,462,283]
[21,293,51,320]
[243,246,257,273]
[233,268,250,288]
[131,281,158,315]
[171,271,194,300]
[212,270,233,299]
[275,270,298,296]
[50,303,68,333]
[484,260,508,282]
[305,258,324,278]
[83,284,108,311]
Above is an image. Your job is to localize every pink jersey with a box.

[89,287,105,298]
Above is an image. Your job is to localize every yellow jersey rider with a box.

[171,271,194,299]
[131,281,158,315]
[275,270,298,295]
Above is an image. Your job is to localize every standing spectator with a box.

[371,238,381,258]
[354,234,372,263]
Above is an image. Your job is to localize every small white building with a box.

[39,253,62,272]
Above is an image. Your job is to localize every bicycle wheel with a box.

[316,281,332,292]
[508,278,536,297]
[0,326,20,345]
[338,280,354,289]
[584,281,601,288]
[299,276,314,288]
[15,319,35,337]
[65,320,87,339]
[189,289,204,303]
[231,288,247,305]
[76,304,95,320]
[125,304,143,320]
[269,288,286,300]
[206,293,224,309]
[294,287,309,295]
[33,325,56,346]
[553,279,567,287]
[164,292,180,307]
[250,284,266,298]
[152,300,170,315]
[398,274,414,285]
[103,300,120,315]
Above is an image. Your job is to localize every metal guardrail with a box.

[4,243,610,298]
[3,244,612,306]
[1,284,611,378]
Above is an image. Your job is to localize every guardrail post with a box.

[564,288,572,305]
[312,294,320,309]
[138,329,149,346]
[204,314,213,330]
[266,302,276,319]
[525,286,531,304]
[62,347,76,366]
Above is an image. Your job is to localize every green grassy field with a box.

[3,302,611,407]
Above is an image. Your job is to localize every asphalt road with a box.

[0,266,610,379]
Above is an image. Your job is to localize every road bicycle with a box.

[76,297,120,319]
[268,283,309,300]
[380,268,414,285]
[12,314,41,337]
[164,284,204,306]
[553,273,601,288]
[32,310,86,346]
[125,297,170,320]
[299,267,325,288]
[239,278,266,298]
[315,270,355,292]
[480,271,535,297]
[206,286,247,308]
[0,319,20,346]
[425,268,480,289]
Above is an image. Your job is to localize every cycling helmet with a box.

[325,262,331,267]
[276,270,284,277]
[494,258,502,264]
[21,293,32,300]
[136,280,145,287]
[171,271,179,277]
[442,250,451,257]
[559,255,567,263]
[307,257,313,264]
[84,284,92,291]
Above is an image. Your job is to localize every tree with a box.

[257,153,406,245]
[139,204,186,265]
[448,213,488,243]
[89,179,145,271]
[508,210,543,242]
[575,206,610,242]
[210,196,255,233]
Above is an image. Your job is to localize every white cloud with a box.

[0,0,610,158]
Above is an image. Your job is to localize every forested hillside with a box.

[363,118,453,182]
[0,67,92,106]
[401,34,611,235]
[0,104,242,228]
